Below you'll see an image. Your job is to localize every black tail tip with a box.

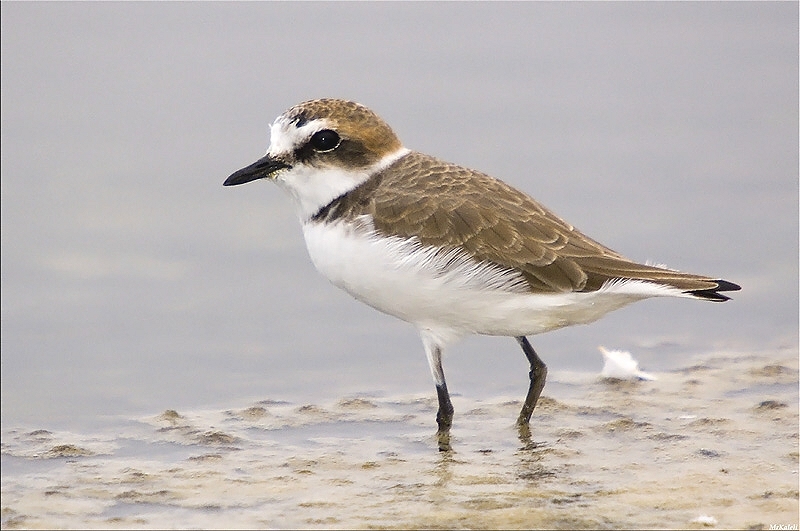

[687,279,741,302]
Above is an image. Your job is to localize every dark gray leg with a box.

[435,381,454,433]
[515,336,547,426]
[435,381,454,452]
[421,332,455,451]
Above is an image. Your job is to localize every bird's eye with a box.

[309,129,341,152]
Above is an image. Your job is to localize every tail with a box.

[684,279,741,302]
[576,255,741,302]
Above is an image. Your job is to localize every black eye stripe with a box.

[309,129,341,152]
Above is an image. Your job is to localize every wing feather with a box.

[330,151,733,296]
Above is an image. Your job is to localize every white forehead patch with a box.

[267,115,332,157]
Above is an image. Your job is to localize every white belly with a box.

[301,218,681,340]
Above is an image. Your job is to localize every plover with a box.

[224,98,740,448]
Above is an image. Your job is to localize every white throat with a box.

[274,147,410,222]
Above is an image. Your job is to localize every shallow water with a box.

[2,350,797,530]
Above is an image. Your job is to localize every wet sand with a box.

[2,350,797,529]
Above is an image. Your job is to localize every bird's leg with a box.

[515,336,547,427]
[435,380,454,433]
[421,331,454,451]
[435,380,454,451]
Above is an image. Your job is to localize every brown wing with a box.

[365,152,730,296]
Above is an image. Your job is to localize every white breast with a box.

[301,217,683,343]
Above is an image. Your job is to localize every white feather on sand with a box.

[599,346,656,381]
[690,514,718,526]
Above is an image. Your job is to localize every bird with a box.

[224,98,740,450]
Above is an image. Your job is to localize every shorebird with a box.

[224,98,740,449]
